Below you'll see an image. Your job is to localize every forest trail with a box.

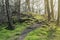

[16,21,44,40]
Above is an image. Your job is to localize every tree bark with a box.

[57,0,60,26]
[32,0,34,12]
[46,0,51,21]
[44,0,47,14]
[50,0,54,20]
[18,0,21,22]
[5,0,15,30]
[26,0,30,12]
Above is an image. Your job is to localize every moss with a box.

[0,23,28,40]
[24,23,60,40]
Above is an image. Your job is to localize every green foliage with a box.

[21,12,45,23]
[0,12,44,40]
[24,23,60,40]
[0,12,58,40]
[0,23,28,40]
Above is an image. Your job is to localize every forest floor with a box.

[24,22,60,40]
[0,12,60,40]
[17,21,44,40]
[0,22,31,40]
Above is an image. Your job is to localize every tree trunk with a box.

[5,0,15,30]
[50,0,54,20]
[44,0,47,14]
[26,0,30,12]
[46,0,51,21]
[32,0,34,12]
[18,0,21,22]
[57,0,60,26]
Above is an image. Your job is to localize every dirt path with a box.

[17,22,44,40]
